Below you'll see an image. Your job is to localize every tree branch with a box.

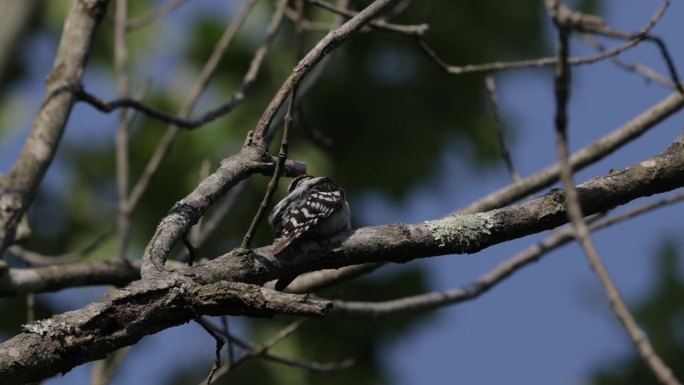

[307,0,428,36]
[330,190,684,317]
[140,146,306,278]
[252,0,401,141]
[2,134,683,298]
[459,90,684,214]
[0,136,682,381]
[0,0,109,254]
[551,4,680,383]
[0,279,330,385]
[190,138,684,286]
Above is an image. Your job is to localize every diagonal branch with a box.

[139,146,306,278]
[189,138,684,286]
[550,6,681,384]
[330,190,684,317]
[0,0,109,254]
[127,0,263,212]
[2,136,684,297]
[459,90,684,214]
[485,75,521,183]
[241,84,298,248]
[252,0,401,141]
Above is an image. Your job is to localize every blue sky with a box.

[1,1,682,384]
[375,1,684,383]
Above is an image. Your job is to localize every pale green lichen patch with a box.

[22,319,81,337]
[424,213,494,249]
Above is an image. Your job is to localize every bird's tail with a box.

[272,236,295,256]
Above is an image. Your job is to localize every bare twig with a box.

[241,84,298,249]
[417,0,670,78]
[285,263,384,293]
[219,320,354,377]
[262,0,351,144]
[417,37,633,75]
[580,33,677,89]
[642,34,684,94]
[484,75,521,183]
[551,8,681,384]
[570,0,683,94]
[126,0,191,31]
[458,90,684,215]
[307,0,428,36]
[182,236,199,267]
[253,0,401,142]
[114,0,131,261]
[207,319,306,381]
[128,0,262,212]
[90,348,130,385]
[190,160,212,245]
[8,232,109,265]
[195,318,225,385]
[221,317,234,366]
[206,318,350,383]
[203,321,354,379]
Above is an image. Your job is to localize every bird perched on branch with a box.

[268,173,351,290]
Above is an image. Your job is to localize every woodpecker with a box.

[267,174,351,291]
[268,173,351,256]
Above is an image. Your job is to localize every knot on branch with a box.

[168,200,202,223]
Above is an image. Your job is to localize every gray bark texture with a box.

[0,0,683,383]
[0,135,682,384]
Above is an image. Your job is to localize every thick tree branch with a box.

[0,137,682,381]
[0,278,330,385]
[2,137,684,296]
[140,146,306,278]
[0,260,139,296]
[329,190,684,317]
[0,0,109,254]
[2,136,683,297]
[191,139,684,286]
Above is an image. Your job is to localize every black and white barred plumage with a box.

[268,174,351,256]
